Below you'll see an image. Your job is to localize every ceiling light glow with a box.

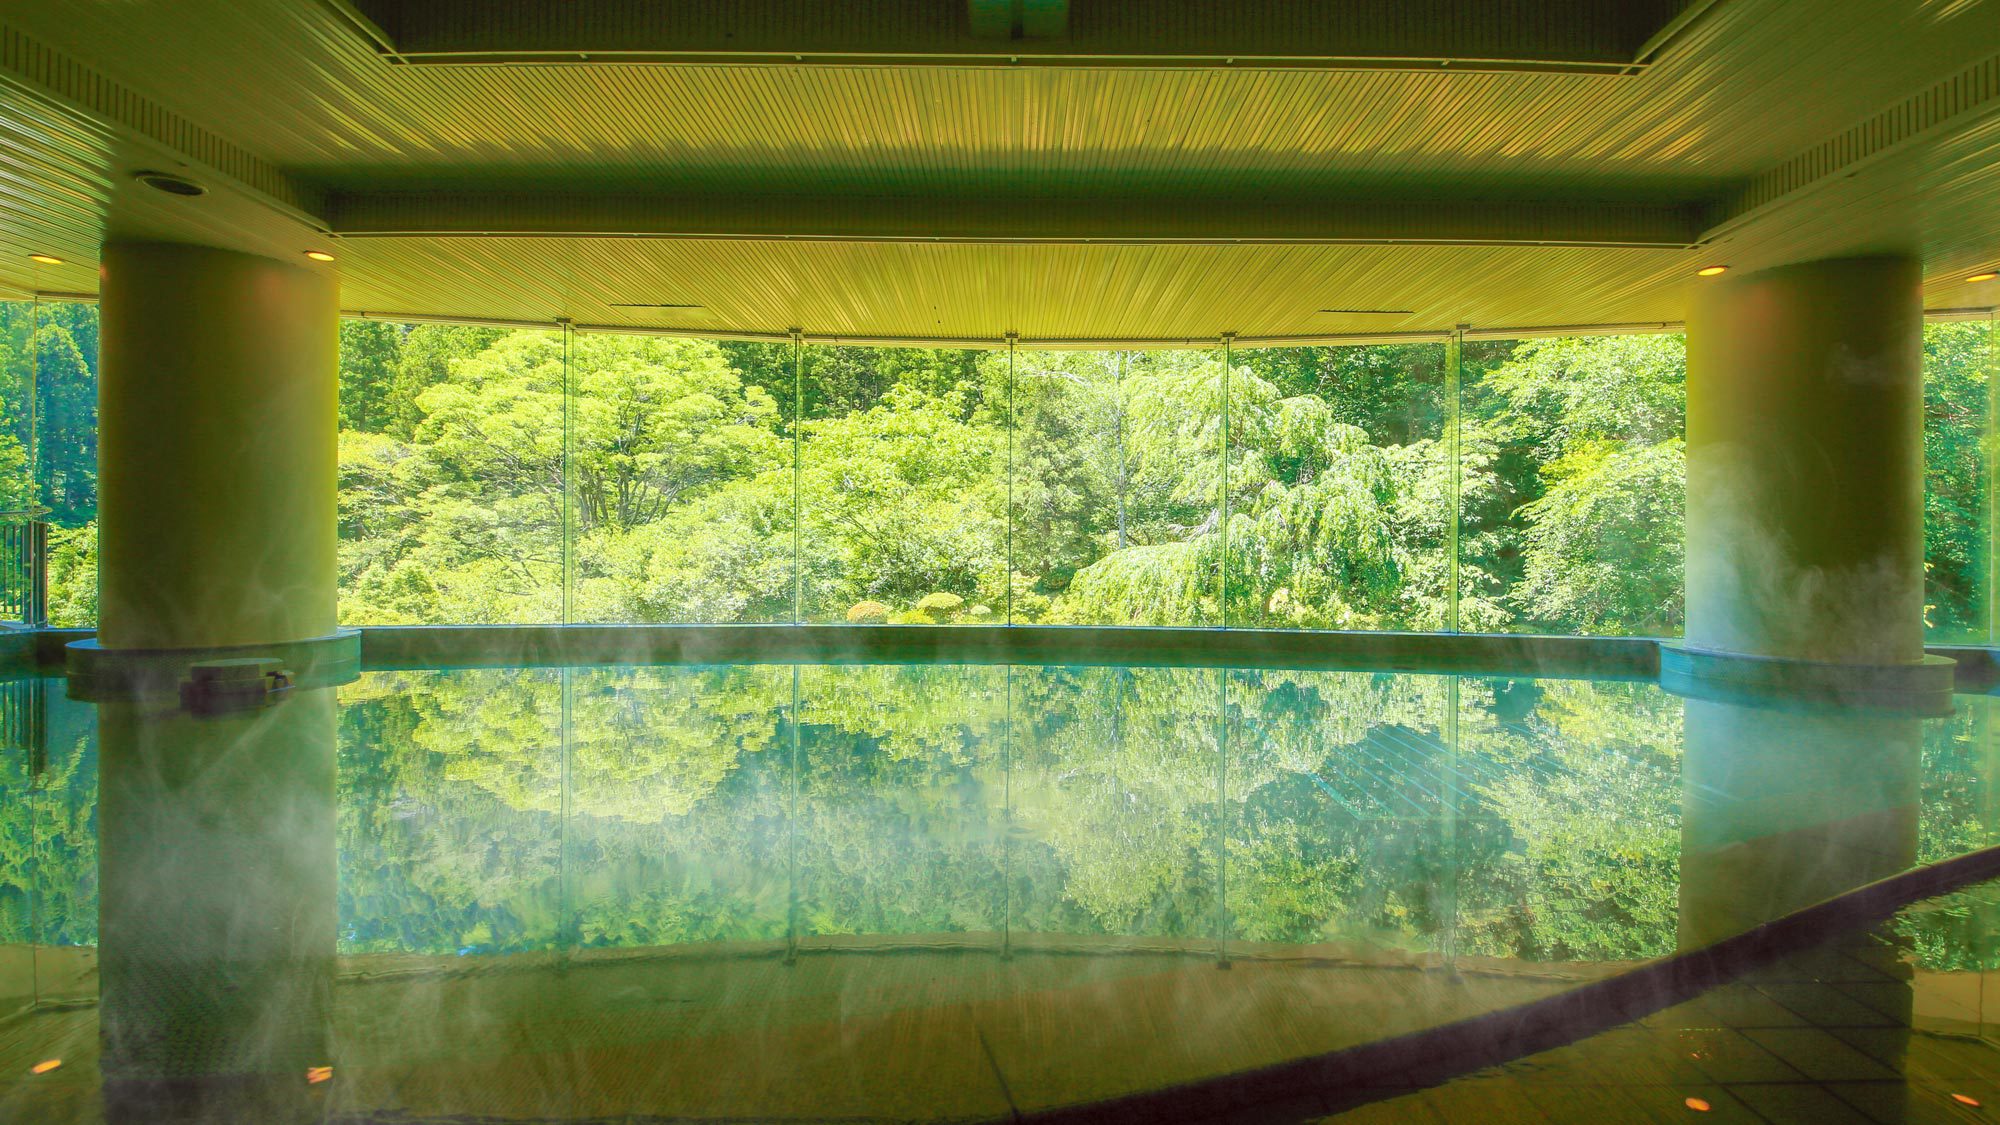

[27,254,62,266]
[133,170,206,196]
[1696,265,1729,277]
[304,250,336,262]
[1968,271,1999,283]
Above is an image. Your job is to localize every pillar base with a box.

[66,629,361,702]
[1659,645,1954,716]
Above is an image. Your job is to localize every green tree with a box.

[388,324,507,439]
[1007,351,1123,597]
[338,319,404,434]
[798,385,1007,619]
[44,522,96,628]
[33,318,95,527]
[1922,320,1995,639]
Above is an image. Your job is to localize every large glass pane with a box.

[35,301,97,613]
[0,302,32,510]
[1459,334,1687,637]
[1924,315,1997,644]
[0,301,37,627]
[1007,350,1126,624]
[337,322,564,624]
[565,333,793,623]
[797,344,1007,624]
[1020,347,1223,627]
[1224,342,1450,630]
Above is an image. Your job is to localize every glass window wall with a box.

[565,333,793,624]
[0,308,1978,642]
[0,299,97,629]
[1015,347,1223,626]
[1225,342,1452,630]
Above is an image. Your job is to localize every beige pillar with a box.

[96,241,337,650]
[1684,255,1925,665]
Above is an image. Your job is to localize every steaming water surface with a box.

[3,663,1999,1121]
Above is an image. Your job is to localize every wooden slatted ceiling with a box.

[3,0,1992,195]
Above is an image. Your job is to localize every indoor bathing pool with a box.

[4,656,2000,1123]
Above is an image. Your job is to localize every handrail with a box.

[0,514,47,627]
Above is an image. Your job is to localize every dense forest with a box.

[0,301,98,628]
[328,317,2000,638]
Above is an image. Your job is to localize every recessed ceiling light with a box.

[304,250,336,262]
[1968,270,1999,283]
[1696,265,1729,277]
[132,170,207,197]
[27,254,62,266]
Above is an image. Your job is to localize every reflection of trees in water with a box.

[3,670,1992,969]
[326,667,1713,962]
[0,683,96,948]
[1458,680,1683,961]
[3,664,1984,964]
[0,664,1985,972]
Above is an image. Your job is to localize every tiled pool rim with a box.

[11,625,2000,686]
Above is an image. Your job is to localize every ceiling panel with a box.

[0,0,1994,336]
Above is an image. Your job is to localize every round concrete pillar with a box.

[96,241,338,650]
[1684,255,1925,666]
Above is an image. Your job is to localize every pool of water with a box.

[3,662,1999,1121]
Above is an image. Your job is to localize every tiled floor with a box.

[1319,936,2000,1125]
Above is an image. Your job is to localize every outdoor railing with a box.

[0,511,47,626]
